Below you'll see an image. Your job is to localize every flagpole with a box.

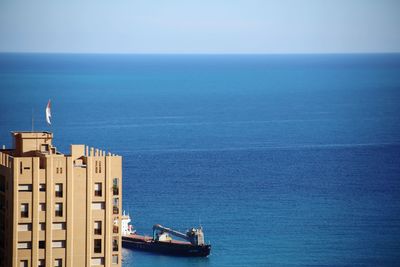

[31,108,34,132]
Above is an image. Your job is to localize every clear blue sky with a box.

[0,0,399,54]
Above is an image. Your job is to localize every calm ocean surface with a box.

[1,54,400,266]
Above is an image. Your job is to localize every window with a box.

[94,183,102,197]
[54,259,62,267]
[39,241,45,249]
[40,158,46,169]
[113,220,119,234]
[55,203,63,217]
[20,162,23,174]
[39,223,46,231]
[39,184,46,192]
[112,255,118,264]
[39,203,46,211]
[19,260,28,267]
[52,241,65,248]
[38,259,45,267]
[112,238,118,252]
[91,202,104,210]
[53,222,66,230]
[18,242,31,249]
[94,160,103,173]
[94,239,101,253]
[56,167,63,174]
[20,203,28,218]
[40,144,49,152]
[55,183,63,198]
[18,184,32,192]
[0,214,4,230]
[0,195,4,211]
[113,198,119,214]
[0,175,5,192]
[91,258,104,266]
[18,224,32,231]
[112,178,119,195]
[94,221,102,235]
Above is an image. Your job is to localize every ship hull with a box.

[122,235,211,257]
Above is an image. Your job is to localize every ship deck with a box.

[124,234,192,245]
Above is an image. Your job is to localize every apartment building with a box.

[0,132,122,267]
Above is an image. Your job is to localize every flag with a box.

[46,100,51,125]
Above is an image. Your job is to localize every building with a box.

[0,132,122,267]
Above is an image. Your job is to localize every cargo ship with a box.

[121,212,211,257]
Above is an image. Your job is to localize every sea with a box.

[0,53,400,267]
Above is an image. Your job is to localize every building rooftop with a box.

[1,131,119,159]
[10,131,55,157]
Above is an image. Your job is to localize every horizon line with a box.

[1,51,400,56]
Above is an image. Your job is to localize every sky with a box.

[0,0,399,54]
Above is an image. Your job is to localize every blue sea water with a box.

[1,53,400,266]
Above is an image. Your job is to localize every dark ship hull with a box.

[122,235,211,257]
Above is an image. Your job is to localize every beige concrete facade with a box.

[0,132,122,267]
